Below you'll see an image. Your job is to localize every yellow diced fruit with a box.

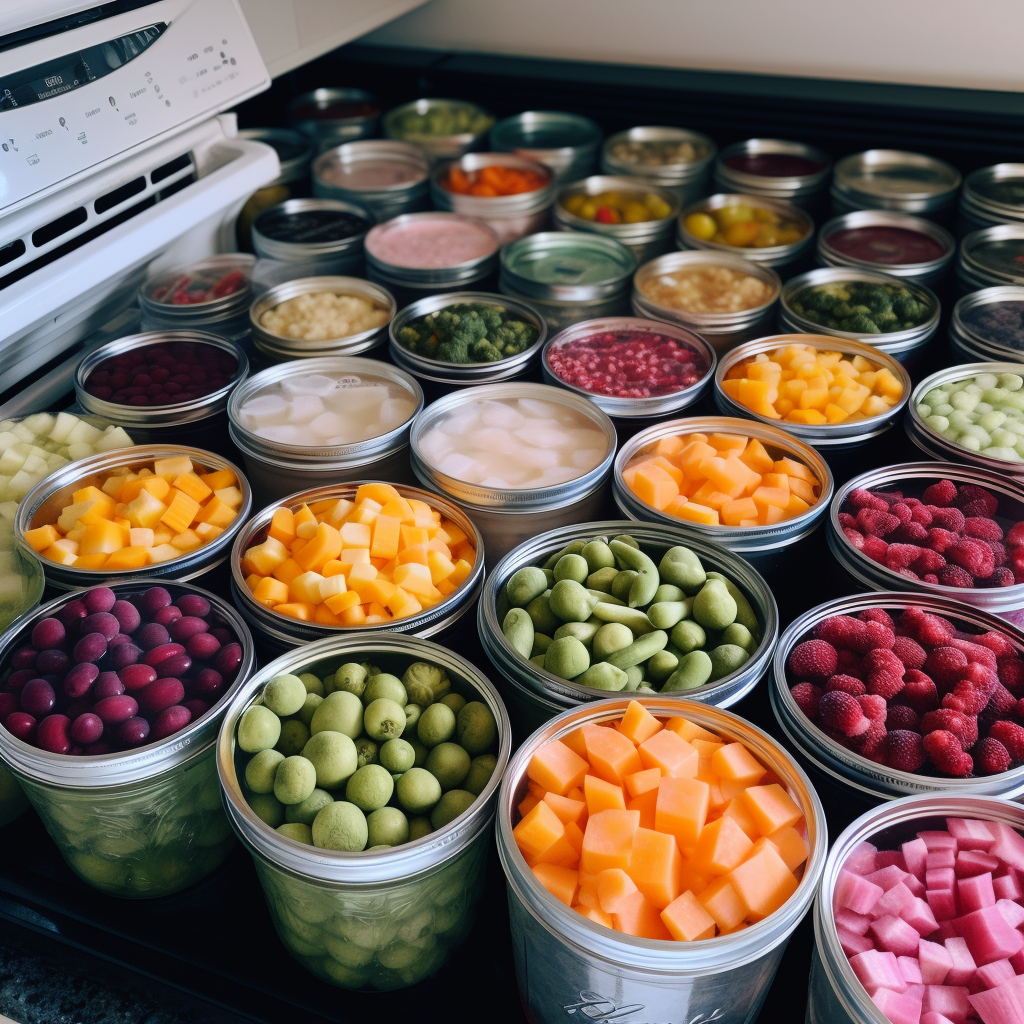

[427,550,456,584]
[199,469,237,490]
[170,529,202,553]
[160,490,201,534]
[153,456,193,481]
[862,395,890,417]
[79,520,126,556]
[318,574,348,601]
[290,571,326,604]
[252,577,289,607]
[293,504,317,538]
[213,486,243,509]
[72,553,109,570]
[104,547,149,571]
[147,543,182,563]
[101,475,128,499]
[129,528,154,548]
[268,508,296,546]
[172,472,212,503]
[126,490,168,529]
[318,498,355,527]
[57,500,100,532]
[42,539,80,565]
[72,486,116,516]
[370,515,401,560]
[324,591,360,615]
[786,408,828,425]
[194,498,236,529]
[340,522,371,548]
[393,562,435,596]
[24,524,59,552]
[450,558,474,586]
[824,403,849,424]
[387,586,423,618]
[350,502,380,527]
[195,522,224,542]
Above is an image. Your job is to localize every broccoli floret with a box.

[867,289,893,314]
[847,313,881,334]
[468,338,505,362]
[430,307,489,362]
[491,319,538,357]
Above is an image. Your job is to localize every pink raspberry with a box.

[964,662,999,695]
[825,674,866,696]
[858,693,888,723]
[836,649,864,678]
[923,574,940,584]
[998,657,1024,696]
[860,621,896,651]
[986,540,1008,566]
[859,608,895,629]
[892,635,927,670]
[949,539,996,579]
[1007,521,1024,547]
[922,479,957,507]
[890,502,913,525]
[948,638,997,670]
[788,639,838,681]
[965,517,1004,541]
[886,543,923,569]
[856,721,889,762]
[901,670,939,712]
[862,648,903,676]
[974,737,1011,775]
[988,720,1024,761]
[815,616,863,651]
[895,568,921,581]
[842,527,866,550]
[962,499,998,519]
[923,730,974,777]
[818,691,870,737]
[978,631,1018,658]
[923,646,969,687]
[856,507,901,538]
[917,612,958,647]
[910,505,934,527]
[938,564,975,588]
[885,730,926,773]
[892,522,930,544]
[942,681,989,717]
[920,709,978,751]
[931,507,967,533]
[982,567,1016,588]
[955,484,999,517]
[790,681,822,719]
[980,682,1018,731]
[866,670,905,700]
[926,528,958,553]
[848,488,887,511]
[862,536,889,564]
[911,549,946,575]
[886,704,920,731]
[837,511,858,530]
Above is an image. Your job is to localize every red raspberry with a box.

[790,681,821,718]
[895,567,921,580]
[892,522,930,544]
[978,631,1018,658]
[885,730,926,773]
[922,479,958,506]
[938,564,975,588]
[874,491,904,507]
[836,649,864,678]
[921,709,978,751]
[842,527,866,550]
[998,657,1024,696]
[931,507,966,533]
[965,517,1004,541]
[942,681,989,717]
[862,536,889,563]
[962,499,998,519]
[917,612,958,647]
[860,621,896,651]
[866,670,905,700]
[818,691,870,737]
[788,639,838,681]
[974,737,1011,775]
[986,540,1009,566]
[923,730,974,776]
[980,682,1018,731]
[949,539,996,579]
[948,639,998,671]
[923,646,969,687]
[862,648,903,676]
[856,508,901,538]
[856,721,889,762]
[982,567,1016,587]
[858,693,888,723]
[964,663,999,693]
[901,670,939,712]
[825,674,866,696]
[886,543,923,569]
[848,488,887,511]
[886,704,920,731]
[912,549,946,575]
[815,616,863,651]
[890,502,913,525]
[988,720,1024,761]
[837,512,858,531]
[892,635,927,670]
[955,484,999,517]
[910,505,934,527]
[923,574,940,584]
[926,528,959,553]
[1007,521,1024,547]
[859,608,894,629]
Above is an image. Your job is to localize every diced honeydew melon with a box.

[22,412,55,436]
[8,470,36,497]
[45,453,69,470]
[65,419,103,445]
[21,454,48,476]
[10,424,35,442]
[93,426,133,452]
[48,412,79,442]
[0,432,19,451]
[0,574,25,602]
[0,448,25,473]
[66,442,95,461]
[0,502,17,522]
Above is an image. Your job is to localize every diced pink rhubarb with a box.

[956,906,1024,965]
[996,898,1024,929]
[976,959,1016,991]
[903,897,941,937]
[919,939,953,985]
[958,873,997,912]
[927,849,957,871]
[945,937,978,986]
[927,868,957,892]
[928,888,958,922]
[872,915,928,957]
[922,985,972,1022]
[948,819,997,852]
[956,851,1001,878]
[874,987,925,1024]
[990,824,1024,874]
[920,1013,957,1024]
[840,926,876,957]
[850,949,908,995]
[969,975,1024,1024]
[920,832,958,853]
[879,851,909,870]
[994,873,1022,902]
[903,839,929,881]
[1009,947,1024,974]
[934,921,957,942]
[877,882,918,919]
[836,907,872,936]
[899,956,924,986]
[870,865,919,893]
[837,869,885,915]
[847,841,879,875]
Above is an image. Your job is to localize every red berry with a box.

[885,729,926,773]
[825,674,866,696]
[955,484,999,516]
[938,564,974,588]
[790,682,822,718]
[843,527,866,550]
[922,730,974,776]
[818,691,870,737]
[923,646,969,688]
[920,708,978,751]
[901,670,939,712]
[926,528,958,553]
[892,635,927,670]
[856,508,901,538]
[886,704,920,731]
[857,693,888,723]
[910,505,934,527]
[988,720,1024,761]
[964,517,1003,541]
[974,737,1011,775]
[998,658,1024,696]
[922,480,957,506]
[788,639,838,681]
[942,681,989,717]
[1007,521,1024,547]
[982,567,1016,587]
[862,536,889,563]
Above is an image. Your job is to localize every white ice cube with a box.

[514,425,571,450]
[438,410,482,437]
[378,397,414,431]
[479,401,526,430]
[466,429,519,455]
[437,453,480,480]
[571,448,605,470]
[282,374,337,397]
[417,431,455,464]
[510,446,561,470]
[258,424,306,445]
[518,398,564,419]
[289,395,325,423]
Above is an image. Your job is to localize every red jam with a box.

[149,269,247,306]
[546,329,709,399]
[85,341,238,407]
[724,153,827,178]
[826,226,949,266]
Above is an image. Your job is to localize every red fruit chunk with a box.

[36,714,71,753]
[931,507,967,533]
[920,710,978,752]
[892,636,927,670]
[885,730,925,773]
[826,674,866,696]
[923,648,969,688]
[948,539,996,580]
[923,480,958,506]
[956,484,999,517]
[957,905,1024,965]
[912,549,947,574]
[938,565,974,588]
[902,671,940,713]
[857,508,901,537]
[999,659,1024,696]
[150,705,192,741]
[1007,521,1024,547]
[844,527,866,550]
[965,517,1003,541]
[887,705,920,731]
[858,694,888,723]
[984,567,1016,587]
[790,682,821,718]
[789,639,838,680]
[819,691,870,737]
[927,528,959,553]
[988,721,1024,761]
[863,536,890,563]
[923,731,974,777]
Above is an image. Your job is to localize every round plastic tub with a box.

[15,444,251,590]
[236,128,315,250]
[957,225,1024,291]
[389,291,547,392]
[552,175,680,267]
[431,152,557,245]
[905,361,1024,481]
[252,198,374,277]
[286,88,379,152]
[777,268,939,366]
[950,286,1024,362]
[382,99,494,164]
[498,231,636,333]
[713,139,832,209]
[612,415,834,571]
[816,210,955,287]
[409,382,617,566]
[770,591,1024,805]
[229,481,485,657]
[216,632,511,990]
[497,696,826,1024]
[827,461,1024,617]
[808,794,1024,1024]
[540,316,715,421]
[714,335,912,454]
[600,126,716,205]
[477,520,778,735]
[248,276,395,362]
[677,193,815,270]
[490,111,603,182]
[830,150,961,220]
[631,250,781,357]
[0,580,254,896]
[959,163,1024,232]
[227,356,423,505]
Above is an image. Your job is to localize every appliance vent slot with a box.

[94,176,147,215]
[151,154,192,184]
[0,239,26,269]
[32,208,88,248]
[156,174,196,201]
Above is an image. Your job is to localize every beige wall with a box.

[362,0,1024,92]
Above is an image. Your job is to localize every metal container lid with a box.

[961,163,1024,227]
[252,197,374,262]
[431,152,556,218]
[238,128,314,187]
[958,225,1024,289]
[950,285,1024,362]
[75,330,248,428]
[552,175,680,245]
[312,140,429,198]
[714,139,831,199]
[816,210,954,280]
[499,231,636,302]
[138,254,255,324]
[382,99,494,162]
[601,126,716,185]
[831,149,961,213]
[490,111,603,181]
[286,88,379,142]
[364,212,500,286]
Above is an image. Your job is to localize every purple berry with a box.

[73,632,107,664]
[186,632,221,660]
[153,605,182,626]
[139,587,172,615]
[117,717,150,747]
[176,595,211,618]
[93,695,138,725]
[30,618,65,650]
[110,599,141,634]
[118,664,157,692]
[56,599,88,627]
[183,699,209,720]
[143,642,184,667]
[107,633,133,650]
[85,742,112,755]
[36,714,71,754]
[110,643,142,670]
[63,662,99,699]
[192,668,224,697]
[11,647,37,670]
[169,616,207,642]
[20,679,56,717]
[81,612,119,640]
[214,643,243,676]
[70,713,104,745]
[136,623,170,651]
[4,712,36,742]
[35,649,69,676]
[210,628,234,646]
[93,672,125,700]
[155,653,191,679]
[138,677,185,716]
[0,692,17,719]
[150,705,192,741]
[5,669,34,690]
[82,587,116,614]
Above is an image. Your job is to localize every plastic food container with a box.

[905,361,1024,479]
[312,140,430,222]
[552,175,680,266]
[957,225,1024,291]
[431,152,557,245]
[15,444,251,590]
[816,210,955,287]
[631,250,781,357]
[236,129,315,250]
[677,193,815,270]
[540,316,715,421]
[713,139,832,209]
[498,231,636,333]
[363,212,500,307]
[950,286,1024,362]
[490,111,603,183]
[252,198,374,277]
[478,520,778,734]
[613,415,833,570]
[216,632,511,990]
[388,291,547,392]
[74,331,248,450]
[0,580,254,896]
[778,268,939,365]
[827,461,1024,618]
[771,592,1024,807]
[410,382,617,565]
[600,126,716,205]
[287,88,380,152]
[227,356,423,505]
[248,277,394,362]
[830,150,962,220]
[959,163,1024,232]
[230,481,485,656]
[382,98,494,163]
[715,335,912,454]
[497,696,826,1024]
[808,794,1024,1024]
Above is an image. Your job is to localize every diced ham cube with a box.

[945,937,978,987]
[958,873,997,913]
[919,939,953,985]
[948,819,998,852]
[956,851,1001,878]
[872,915,929,957]
[957,906,1024,966]
[851,949,908,995]
[837,868,885,915]
[922,985,972,1022]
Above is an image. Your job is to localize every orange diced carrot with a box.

[532,864,579,907]
[627,826,682,909]
[617,700,662,746]
[518,793,540,817]
[632,464,679,510]
[765,826,809,872]
[23,525,59,552]
[665,717,719,743]
[576,904,614,928]
[582,724,643,785]
[655,777,710,850]
[722,797,762,841]
[584,774,626,815]
[580,809,640,875]
[561,729,589,761]
[711,743,767,785]
[293,522,343,571]
[662,890,717,940]
[542,792,587,827]
[527,739,590,796]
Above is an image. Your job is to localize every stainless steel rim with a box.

[489,111,603,176]
[238,128,314,186]
[960,163,1024,226]
[949,285,1024,362]
[252,197,375,263]
[600,126,716,185]
[958,224,1024,289]
[552,175,680,244]
[138,254,256,323]
[713,139,832,199]
[431,153,556,217]
[831,149,961,213]
[311,140,429,200]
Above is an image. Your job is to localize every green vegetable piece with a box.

[553,553,589,584]
[285,788,333,826]
[692,579,738,631]
[249,793,284,828]
[608,539,659,608]
[646,649,680,683]
[582,540,616,573]
[345,763,394,812]
[526,593,561,635]
[276,718,311,757]
[430,790,475,830]
[366,807,409,848]
[364,698,407,741]
[418,702,457,747]
[408,816,433,841]
[503,607,535,658]
[403,661,450,706]
[663,650,713,691]
[543,636,591,679]
[591,603,656,634]
[298,673,324,696]
[425,742,471,790]
[409,736,429,768]
[542,540,587,568]
[276,822,312,845]
[531,633,553,657]
[331,663,367,698]
[310,690,364,739]
[706,573,761,639]
[238,706,281,753]
[574,662,629,691]
[263,674,307,717]
[542,568,555,587]
[587,566,619,592]
[623,665,644,691]
[530,654,546,668]
[274,756,317,805]
[647,600,690,630]
[363,673,408,708]
[549,579,597,623]
[301,730,358,789]
[592,622,635,660]
[457,701,498,755]
[554,620,600,648]
[588,588,624,606]
[440,693,467,715]
[404,703,421,729]
[380,738,416,773]
[464,753,498,795]
[708,644,750,681]
[297,693,322,727]
[721,622,758,654]
[312,801,367,852]
[611,570,638,603]
[670,619,707,654]
[605,629,668,670]
[354,737,378,768]
[506,565,549,607]
[658,546,706,594]
[245,748,284,794]
[396,767,442,814]
[652,583,686,603]
[611,534,640,550]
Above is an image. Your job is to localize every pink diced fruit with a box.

[835,819,1024,1024]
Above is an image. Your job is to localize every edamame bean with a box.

[706,573,760,639]
[311,691,364,739]
[525,593,561,635]
[587,567,619,592]
[554,621,600,648]
[591,603,656,635]
[363,673,407,708]
[721,622,757,653]
[708,644,749,681]
[605,630,668,670]
[646,649,679,683]
[531,633,553,657]
[574,663,629,691]
[663,650,713,691]
[611,570,638,603]
[587,588,624,606]
[502,607,535,658]
[549,580,596,623]
[624,665,644,691]
[543,636,590,679]
[592,622,634,660]
[609,539,659,608]
[582,540,616,572]
[542,540,586,568]
[652,583,685,603]
[506,566,549,608]
[611,534,640,550]
[670,619,706,653]
[553,553,589,584]
[659,546,706,593]
[647,600,690,630]
[692,579,738,631]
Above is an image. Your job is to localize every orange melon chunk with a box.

[617,700,662,746]
[655,777,710,850]
[584,774,626,815]
[580,809,640,875]
[626,788,659,831]
[576,904,614,928]
[582,724,643,785]
[689,815,754,876]
[597,868,638,914]
[711,743,767,785]
[532,864,579,907]
[727,843,798,920]
[513,800,566,863]
[542,792,587,827]
[637,729,698,778]
[740,784,803,836]
[624,768,662,799]
[765,826,809,872]
[611,889,673,940]
[527,739,590,796]
[662,890,717,941]
[696,876,747,931]
[628,826,682,909]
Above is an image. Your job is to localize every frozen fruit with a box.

[789,640,838,681]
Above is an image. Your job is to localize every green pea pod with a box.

[530,654,546,668]
[623,665,644,691]
[531,633,553,657]
[575,662,629,691]
[662,650,713,691]
[604,629,668,670]
[553,553,589,584]
[542,540,587,569]
[592,622,635,660]
[652,584,686,603]
[646,649,679,683]
[609,541,661,607]
[582,540,616,573]
[549,579,598,623]
[706,572,761,640]
[692,579,738,631]
[591,603,656,635]
[506,566,548,608]
[610,570,638,603]
[587,567,619,592]
[670,619,706,654]
[554,620,601,648]
[588,588,625,606]
[647,600,691,630]
[611,534,640,550]
[658,546,706,594]
[501,608,534,658]
[525,592,561,635]
[708,643,750,681]
[543,636,590,679]
[609,538,658,575]
[721,622,757,654]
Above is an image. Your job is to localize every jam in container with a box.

[950,287,1024,362]
[714,139,831,209]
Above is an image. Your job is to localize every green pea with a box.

[310,690,364,739]
[611,570,638,603]
[543,636,591,679]
[506,566,549,607]
[363,673,408,708]
[692,579,738,631]
[440,693,466,715]
[663,650,713,691]
[245,748,284,794]
[274,756,317,805]
[586,566,619,592]
[708,643,750,681]
[263,674,308,717]
[301,730,358,789]
[276,719,311,757]
[285,788,333,826]
[605,630,667,670]
[366,807,409,848]
[464,754,497,795]
[418,702,456,747]
[380,738,416,773]
[430,790,475,830]
[582,540,616,573]
[396,767,442,814]
[525,593,561,635]
[298,673,325,696]
[425,742,471,790]
[408,816,433,841]
[297,693,322,727]
[249,792,284,828]
[574,662,629,691]
[554,620,600,648]
[646,649,680,683]
[553,553,589,584]
[238,706,281,753]
[355,737,378,767]
[345,764,394,812]
[652,583,686,603]
[364,698,407,742]
[276,822,313,845]
[457,701,498,755]
[502,607,535,658]
[721,622,758,654]
[312,801,367,852]
[647,600,690,630]
[531,633,553,657]
[549,579,596,623]
[659,546,706,593]
[331,663,367,698]
[591,603,656,635]
[706,573,761,639]
[592,622,634,660]
[670,619,706,654]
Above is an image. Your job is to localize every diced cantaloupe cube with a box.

[528,739,590,796]
[580,809,641,875]
[293,504,317,537]
[252,576,289,607]
[740,784,803,836]
[160,490,201,533]
[170,529,202,553]
[611,890,673,939]
[674,502,719,526]
[24,524,59,552]
[697,876,747,931]
[293,523,343,572]
[666,718,719,744]
[79,519,125,555]
[290,571,327,605]
[628,826,683,909]
[632,464,680,510]
[195,497,237,529]
[146,544,181,564]
[268,508,296,546]
[584,774,626,814]
[638,729,698,778]
[214,486,243,509]
[42,539,80,565]
[514,801,567,863]
[583,724,644,785]
[275,601,317,621]
[324,590,361,615]
[104,546,149,570]
[195,522,224,543]
[728,843,798,920]
[542,792,587,827]
[655,777,710,850]
[532,863,579,907]
[172,472,212,503]
[199,469,236,490]
[243,537,290,576]
[597,867,639,914]
[129,527,154,548]
[690,815,755,875]
[662,890,717,940]
[617,701,662,746]
[739,438,775,474]
[712,743,767,785]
